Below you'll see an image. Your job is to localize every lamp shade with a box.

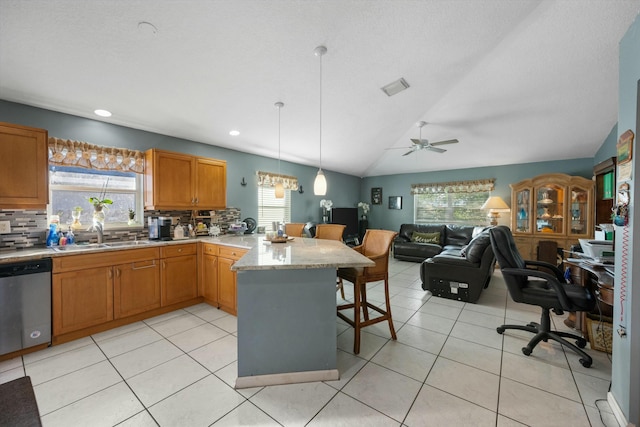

[481,196,510,211]
[275,182,284,198]
[314,169,327,195]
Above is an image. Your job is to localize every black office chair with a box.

[489,226,596,367]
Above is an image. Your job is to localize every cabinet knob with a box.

[178,248,183,252]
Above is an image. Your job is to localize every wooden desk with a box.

[564,259,614,345]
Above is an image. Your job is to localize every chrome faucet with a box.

[88,221,104,244]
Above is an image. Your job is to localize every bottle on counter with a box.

[174,224,184,239]
[66,227,75,245]
[46,223,58,247]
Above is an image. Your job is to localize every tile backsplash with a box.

[0,207,241,252]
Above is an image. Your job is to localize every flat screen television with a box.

[331,207,358,238]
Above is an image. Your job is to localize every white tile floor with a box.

[0,259,617,426]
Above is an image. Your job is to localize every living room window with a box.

[412,179,494,225]
[258,186,291,230]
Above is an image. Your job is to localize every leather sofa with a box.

[420,228,496,303]
[393,224,480,262]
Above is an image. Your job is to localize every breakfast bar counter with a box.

[231,237,374,388]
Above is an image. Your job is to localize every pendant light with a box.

[274,101,285,199]
[313,45,327,196]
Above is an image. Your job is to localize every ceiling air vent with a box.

[381,78,410,97]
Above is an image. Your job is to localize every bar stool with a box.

[337,229,398,354]
[315,224,347,297]
[284,223,306,237]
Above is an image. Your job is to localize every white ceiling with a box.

[1,1,639,178]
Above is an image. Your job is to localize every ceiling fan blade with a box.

[425,145,447,153]
[402,148,417,156]
[430,138,459,146]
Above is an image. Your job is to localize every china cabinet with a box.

[510,173,594,260]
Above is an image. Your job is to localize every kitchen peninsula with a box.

[232,237,374,388]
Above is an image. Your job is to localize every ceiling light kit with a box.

[400,121,459,156]
[229,130,240,136]
[313,45,328,196]
[274,101,285,199]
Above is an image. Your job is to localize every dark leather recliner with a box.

[420,228,496,303]
[489,226,596,367]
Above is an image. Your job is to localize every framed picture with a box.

[371,187,382,205]
[617,129,634,164]
[389,196,402,210]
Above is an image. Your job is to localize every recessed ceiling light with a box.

[229,130,240,136]
[94,109,112,117]
[381,78,410,97]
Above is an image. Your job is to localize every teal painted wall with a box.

[594,124,619,165]
[361,159,593,232]
[611,12,640,425]
[0,100,361,224]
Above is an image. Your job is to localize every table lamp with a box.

[481,196,510,226]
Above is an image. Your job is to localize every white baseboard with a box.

[235,369,339,389]
[608,391,630,427]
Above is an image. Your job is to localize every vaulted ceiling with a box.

[1,1,639,177]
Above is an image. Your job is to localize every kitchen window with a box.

[258,186,291,231]
[49,166,144,228]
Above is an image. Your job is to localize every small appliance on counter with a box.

[148,216,173,240]
[228,222,247,235]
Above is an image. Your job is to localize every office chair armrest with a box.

[523,259,565,282]
[501,267,572,308]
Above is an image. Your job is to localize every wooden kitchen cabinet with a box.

[114,259,161,318]
[160,243,198,306]
[217,246,247,315]
[52,247,160,336]
[200,243,219,306]
[144,149,226,210]
[0,122,49,209]
[53,266,114,336]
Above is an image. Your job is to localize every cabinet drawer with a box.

[218,246,247,260]
[53,247,159,273]
[202,243,218,255]
[161,243,197,258]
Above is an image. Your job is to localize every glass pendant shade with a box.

[275,181,285,198]
[314,169,327,195]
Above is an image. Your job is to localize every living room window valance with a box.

[48,137,145,174]
[410,179,495,195]
[256,171,299,190]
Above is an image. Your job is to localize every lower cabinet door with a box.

[161,254,198,306]
[114,260,161,319]
[52,266,114,336]
[218,256,237,315]
[202,253,218,306]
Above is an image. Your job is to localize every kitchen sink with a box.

[105,240,155,247]
[50,243,109,252]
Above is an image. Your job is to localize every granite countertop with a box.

[0,234,374,271]
[232,237,374,271]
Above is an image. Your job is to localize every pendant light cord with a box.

[318,48,323,171]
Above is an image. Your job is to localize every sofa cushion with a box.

[398,224,445,243]
[462,232,492,263]
[444,225,475,247]
[411,231,441,244]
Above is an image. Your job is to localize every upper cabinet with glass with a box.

[510,173,594,239]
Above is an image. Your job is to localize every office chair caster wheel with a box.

[579,358,592,368]
[576,338,587,348]
[522,346,532,356]
[497,327,505,334]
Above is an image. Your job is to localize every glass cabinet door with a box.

[569,186,589,236]
[514,188,531,233]
[536,185,564,235]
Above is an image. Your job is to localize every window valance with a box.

[411,179,495,195]
[256,171,299,190]
[48,137,145,174]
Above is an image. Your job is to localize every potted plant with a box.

[358,201,370,220]
[88,180,112,227]
[127,208,136,226]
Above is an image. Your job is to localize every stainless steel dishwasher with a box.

[0,258,52,356]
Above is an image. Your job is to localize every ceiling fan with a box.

[396,121,459,156]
